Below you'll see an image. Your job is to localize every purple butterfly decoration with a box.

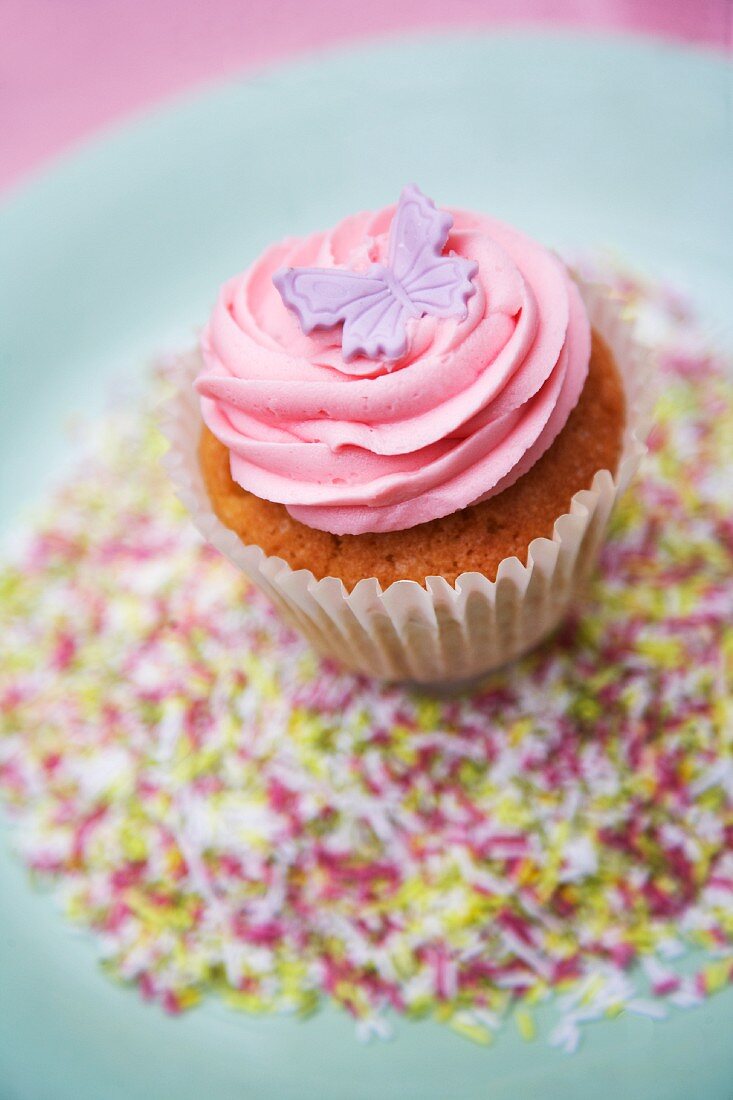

[272,184,478,363]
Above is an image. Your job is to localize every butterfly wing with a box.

[273,267,385,331]
[341,281,409,361]
[274,265,409,362]
[387,184,454,284]
[387,184,477,320]
[401,254,479,319]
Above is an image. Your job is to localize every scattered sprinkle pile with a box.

[1,269,732,1051]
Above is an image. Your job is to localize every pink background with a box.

[3,0,732,192]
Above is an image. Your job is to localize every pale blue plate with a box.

[1,30,732,1100]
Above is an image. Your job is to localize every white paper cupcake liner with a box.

[162,281,652,688]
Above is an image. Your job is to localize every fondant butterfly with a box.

[272,184,478,363]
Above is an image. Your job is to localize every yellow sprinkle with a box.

[509,717,534,746]
[580,974,605,1005]
[176,987,202,1010]
[636,637,685,667]
[514,1008,536,1041]
[120,824,148,861]
[223,989,270,1014]
[405,997,433,1020]
[704,960,732,995]
[164,848,186,877]
[416,698,442,731]
[449,1015,494,1046]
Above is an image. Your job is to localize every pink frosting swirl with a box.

[196,205,591,535]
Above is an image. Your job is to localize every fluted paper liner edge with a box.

[162,281,651,686]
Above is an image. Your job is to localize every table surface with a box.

[3,0,732,192]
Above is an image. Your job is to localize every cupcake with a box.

[165,185,646,686]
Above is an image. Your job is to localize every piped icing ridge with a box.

[196,199,591,535]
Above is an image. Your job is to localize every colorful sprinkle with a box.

[0,266,731,1050]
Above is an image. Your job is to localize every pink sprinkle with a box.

[52,631,77,671]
